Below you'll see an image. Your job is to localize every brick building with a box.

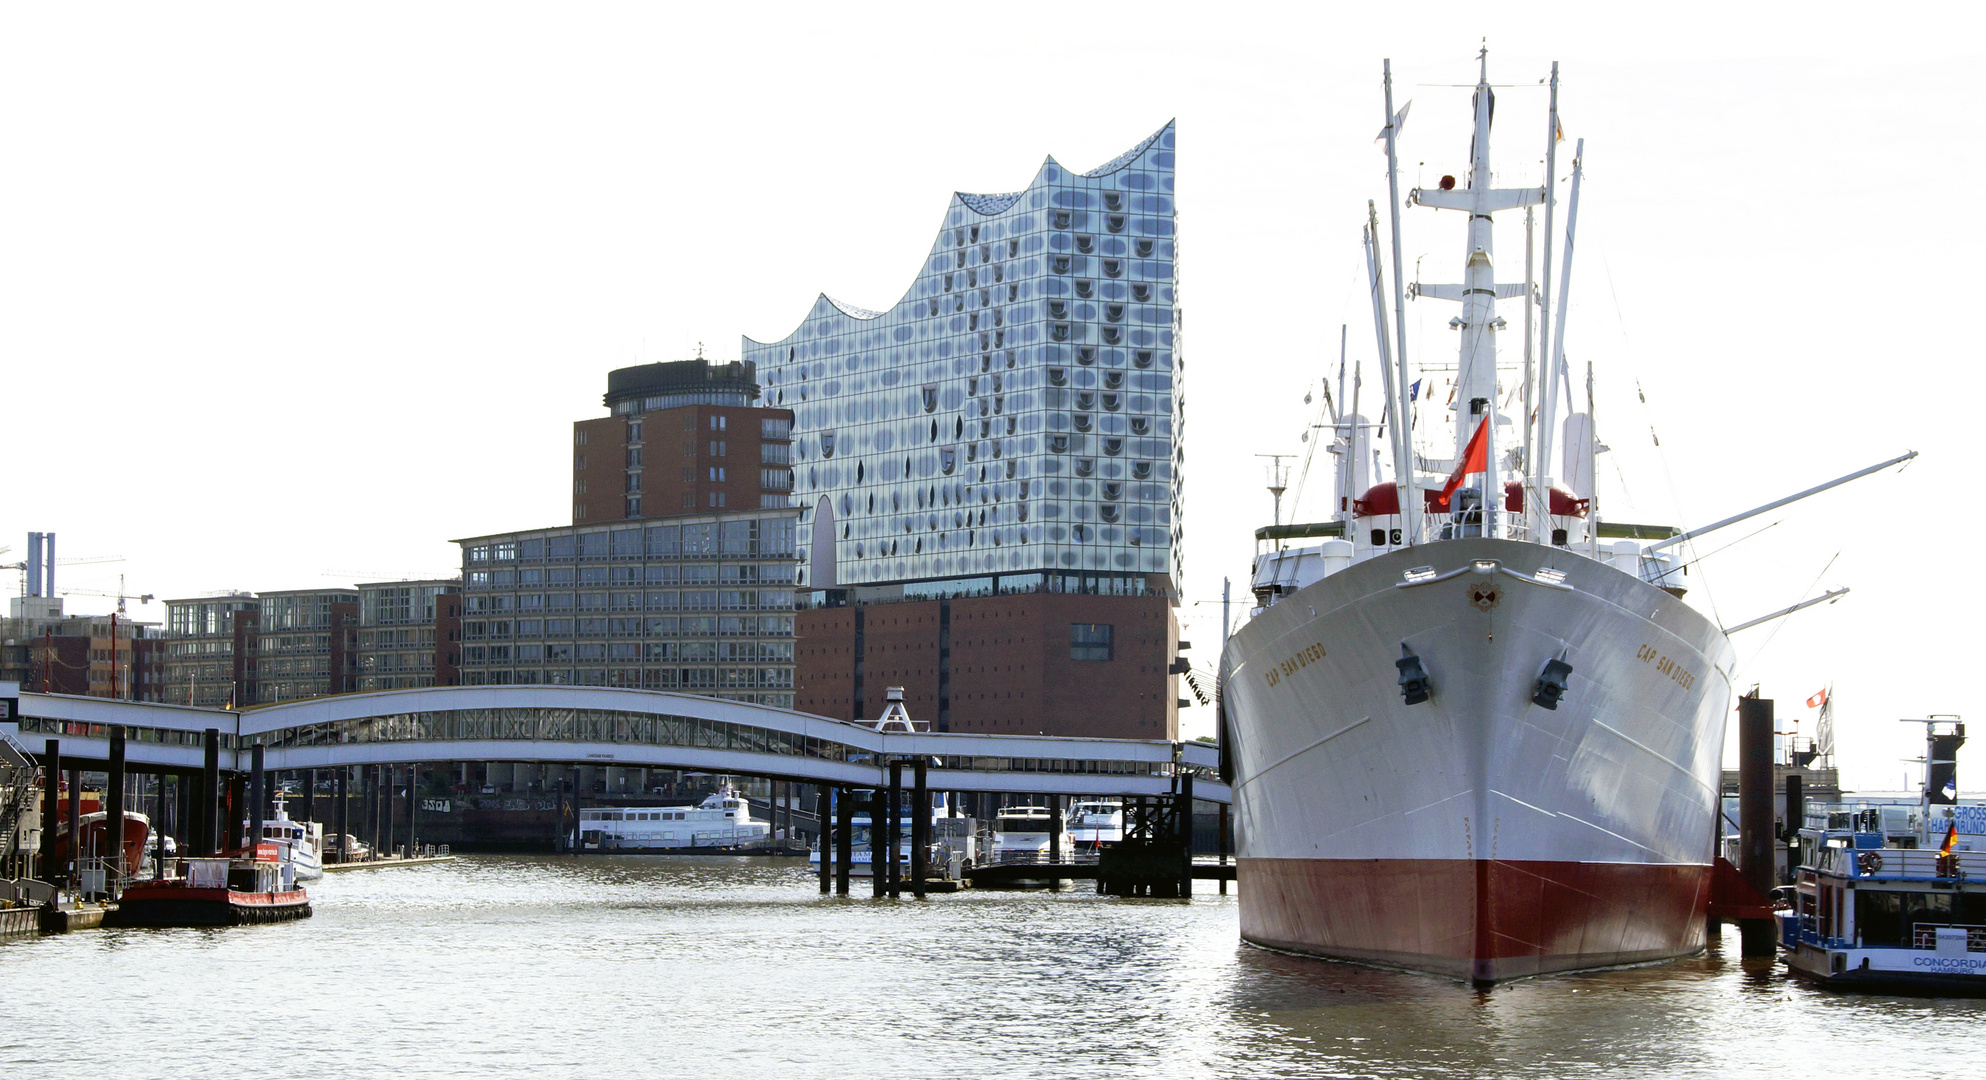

[571,359,794,523]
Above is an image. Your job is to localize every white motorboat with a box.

[258,796,324,880]
[578,785,769,852]
[1064,799,1124,853]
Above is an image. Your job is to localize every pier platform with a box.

[322,855,457,873]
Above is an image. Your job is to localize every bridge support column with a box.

[226,773,247,853]
[248,742,265,862]
[335,767,349,863]
[152,773,167,880]
[302,768,316,828]
[911,759,928,899]
[817,788,831,894]
[201,728,219,856]
[407,765,419,857]
[885,760,903,898]
[39,739,59,886]
[105,725,126,886]
[835,787,854,896]
[1048,792,1062,870]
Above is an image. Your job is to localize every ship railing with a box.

[1911,924,1986,952]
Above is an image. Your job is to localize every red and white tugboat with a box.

[111,840,312,927]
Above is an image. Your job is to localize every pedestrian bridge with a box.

[3,686,1226,803]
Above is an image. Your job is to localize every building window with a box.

[1071,623,1113,662]
[573,479,587,495]
[708,467,726,482]
[710,415,727,431]
[708,492,726,508]
[625,497,642,518]
[627,421,642,443]
[626,447,643,467]
[574,503,588,521]
[574,453,586,471]
[709,440,726,457]
[575,431,588,446]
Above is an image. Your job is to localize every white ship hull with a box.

[1221,538,1736,983]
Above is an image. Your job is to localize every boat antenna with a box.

[1381,59,1420,545]
[1530,62,1562,544]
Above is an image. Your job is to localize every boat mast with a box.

[1530,63,1561,544]
[1521,206,1535,485]
[1380,59,1420,545]
[1537,137,1585,540]
[1459,49,1499,537]
[1364,206,1407,530]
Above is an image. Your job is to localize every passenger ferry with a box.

[578,787,768,852]
[1782,720,1986,993]
[989,806,1056,863]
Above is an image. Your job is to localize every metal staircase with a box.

[0,735,40,881]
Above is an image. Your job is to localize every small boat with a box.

[808,801,977,879]
[1065,799,1125,853]
[110,841,312,927]
[1782,719,1985,992]
[256,796,324,880]
[50,810,152,881]
[577,785,770,852]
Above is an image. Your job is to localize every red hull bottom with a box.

[1239,857,1713,983]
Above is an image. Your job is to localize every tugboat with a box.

[1782,719,1984,993]
[110,839,312,927]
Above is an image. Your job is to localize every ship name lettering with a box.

[1635,643,1696,690]
[1264,641,1328,688]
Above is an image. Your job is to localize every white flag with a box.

[1375,100,1411,145]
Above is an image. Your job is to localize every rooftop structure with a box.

[743,122,1182,599]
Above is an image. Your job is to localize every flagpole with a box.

[1382,59,1419,546]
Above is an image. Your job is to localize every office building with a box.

[254,589,359,703]
[355,579,462,691]
[453,509,801,708]
[163,593,260,707]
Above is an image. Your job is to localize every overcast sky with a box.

[3,5,1980,789]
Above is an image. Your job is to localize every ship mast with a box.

[1379,60,1420,546]
[1405,49,1544,541]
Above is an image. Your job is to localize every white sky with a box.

[4,5,1980,790]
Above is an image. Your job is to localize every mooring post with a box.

[886,760,904,898]
[818,788,833,894]
[39,739,59,885]
[912,758,929,899]
[65,767,81,880]
[835,787,854,896]
[1738,694,1776,956]
[333,767,349,862]
[870,791,886,899]
[1218,801,1230,895]
[370,765,385,859]
[105,726,127,885]
[407,765,419,857]
[1178,771,1195,899]
[201,729,221,856]
[1783,772,1804,887]
[302,768,316,828]
[248,742,265,861]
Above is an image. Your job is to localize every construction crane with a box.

[59,574,154,615]
[6,549,124,597]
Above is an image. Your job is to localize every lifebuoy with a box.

[1856,850,1883,874]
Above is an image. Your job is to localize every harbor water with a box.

[2,855,1977,1078]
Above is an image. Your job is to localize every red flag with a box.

[1806,689,1828,709]
[1436,416,1490,511]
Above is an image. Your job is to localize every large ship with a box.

[1218,52,1906,984]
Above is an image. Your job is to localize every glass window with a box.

[1071,623,1113,662]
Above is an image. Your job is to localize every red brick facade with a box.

[573,405,792,524]
[797,591,1178,740]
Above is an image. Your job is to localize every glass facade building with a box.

[454,509,802,709]
[742,122,1182,597]
[355,579,461,692]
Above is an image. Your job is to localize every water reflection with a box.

[0,855,1979,1079]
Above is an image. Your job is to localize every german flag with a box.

[1940,821,1959,857]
